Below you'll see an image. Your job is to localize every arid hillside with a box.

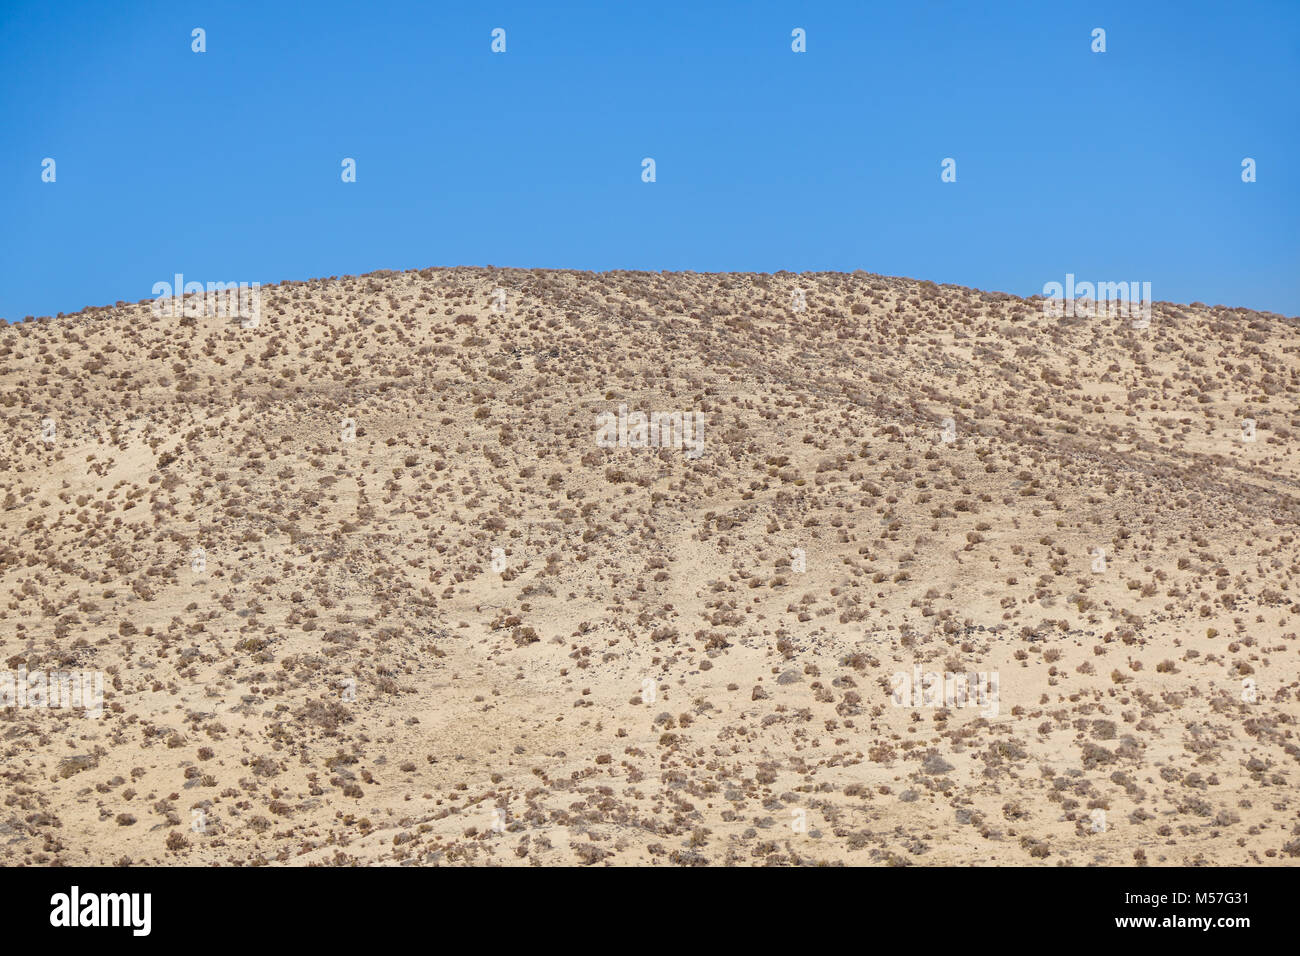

[1,267,1297,866]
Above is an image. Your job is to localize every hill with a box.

[1,267,1297,865]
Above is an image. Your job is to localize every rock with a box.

[58,755,96,779]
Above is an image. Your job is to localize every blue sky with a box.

[2,0,1297,320]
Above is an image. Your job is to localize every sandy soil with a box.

[0,267,1296,866]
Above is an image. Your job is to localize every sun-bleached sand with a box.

[1,267,1296,866]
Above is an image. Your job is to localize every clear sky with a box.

[2,0,1297,320]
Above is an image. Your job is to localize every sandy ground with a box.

[0,267,1297,866]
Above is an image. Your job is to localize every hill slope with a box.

[1,267,1297,866]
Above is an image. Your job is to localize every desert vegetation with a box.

[0,267,1296,866]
